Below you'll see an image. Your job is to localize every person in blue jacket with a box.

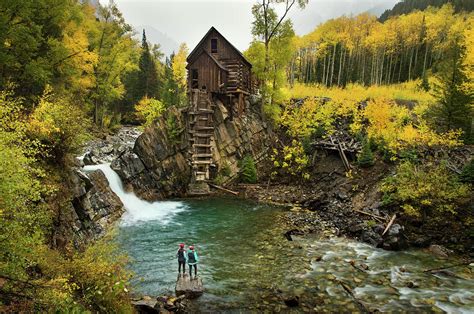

[176,243,186,276]
[186,245,199,278]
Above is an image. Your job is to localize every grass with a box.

[284,80,435,104]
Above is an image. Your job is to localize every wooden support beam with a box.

[208,183,239,195]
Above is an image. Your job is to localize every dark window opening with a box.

[191,69,198,89]
[211,38,218,53]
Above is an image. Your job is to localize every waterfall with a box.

[83,164,186,226]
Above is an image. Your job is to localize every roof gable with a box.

[187,49,228,72]
[187,26,252,68]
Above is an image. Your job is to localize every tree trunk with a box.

[337,45,344,87]
[330,44,337,86]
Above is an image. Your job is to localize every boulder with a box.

[428,244,452,258]
[111,149,146,182]
[379,223,408,250]
[175,275,204,299]
[131,299,159,314]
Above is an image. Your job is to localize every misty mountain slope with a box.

[289,0,399,35]
[135,25,179,58]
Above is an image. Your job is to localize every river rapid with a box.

[84,164,474,313]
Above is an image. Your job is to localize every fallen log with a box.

[336,280,370,313]
[382,214,397,236]
[208,183,239,195]
[352,208,386,222]
[423,261,473,273]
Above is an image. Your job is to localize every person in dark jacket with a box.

[186,245,199,278]
[176,243,187,276]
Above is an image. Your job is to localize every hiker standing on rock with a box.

[186,245,199,279]
[176,243,187,276]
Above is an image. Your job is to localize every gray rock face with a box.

[52,169,124,249]
[112,98,274,200]
[111,149,145,182]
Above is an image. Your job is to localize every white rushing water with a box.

[83,164,186,226]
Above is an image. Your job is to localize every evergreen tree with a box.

[137,29,159,99]
[430,26,473,142]
[161,54,180,107]
[357,139,375,168]
[240,155,258,183]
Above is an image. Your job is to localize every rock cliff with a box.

[112,97,274,200]
[52,169,124,249]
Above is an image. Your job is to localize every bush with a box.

[381,161,471,220]
[271,140,310,180]
[459,159,474,184]
[239,155,257,183]
[135,96,164,127]
[166,112,183,145]
[357,139,375,167]
[27,88,91,163]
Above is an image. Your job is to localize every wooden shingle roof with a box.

[187,26,252,68]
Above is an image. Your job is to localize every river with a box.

[84,164,474,313]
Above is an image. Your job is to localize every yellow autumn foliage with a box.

[281,83,461,154]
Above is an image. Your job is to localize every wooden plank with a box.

[208,183,239,195]
[382,214,397,236]
[353,208,386,221]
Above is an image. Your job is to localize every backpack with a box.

[177,249,186,261]
[187,251,196,263]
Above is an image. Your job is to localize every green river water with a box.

[86,164,474,313]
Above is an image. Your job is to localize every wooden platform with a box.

[175,274,204,299]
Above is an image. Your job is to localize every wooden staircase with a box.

[187,89,214,195]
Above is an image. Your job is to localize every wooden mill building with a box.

[186,27,252,195]
[186,26,252,111]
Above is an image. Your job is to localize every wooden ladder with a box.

[189,90,214,184]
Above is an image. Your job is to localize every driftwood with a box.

[352,208,386,222]
[382,214,397,236]
[336,280,370,313]
[423,261,473,273]
[208,183,239,195]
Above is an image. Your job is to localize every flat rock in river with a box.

[175,274,203,298]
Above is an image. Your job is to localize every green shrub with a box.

[239,155,257,183]
[220,162,232,177]
[27,88,91,163]
[459,159,474,184]
[135,96,164,128]
[357,139,375,168]
[381,161,471,220]
[166,113,183,145]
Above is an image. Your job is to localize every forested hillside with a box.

[380,0,474,22]
[0,0,188,311]
[244,0,473,257]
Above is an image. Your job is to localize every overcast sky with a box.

[102,0,399,53]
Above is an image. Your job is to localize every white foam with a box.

[83,164,186,226]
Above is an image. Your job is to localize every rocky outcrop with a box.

[112,97,274,200]
[83,127,141,165]
[52,169,124,249]
[175,275,204,299]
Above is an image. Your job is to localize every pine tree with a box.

[137,29,159,99]
[357,139,375,168]
[430,27,473,142]
[240,155,258,183]
[161,54,180,107]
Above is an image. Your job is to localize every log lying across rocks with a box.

[175,274,204,299]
